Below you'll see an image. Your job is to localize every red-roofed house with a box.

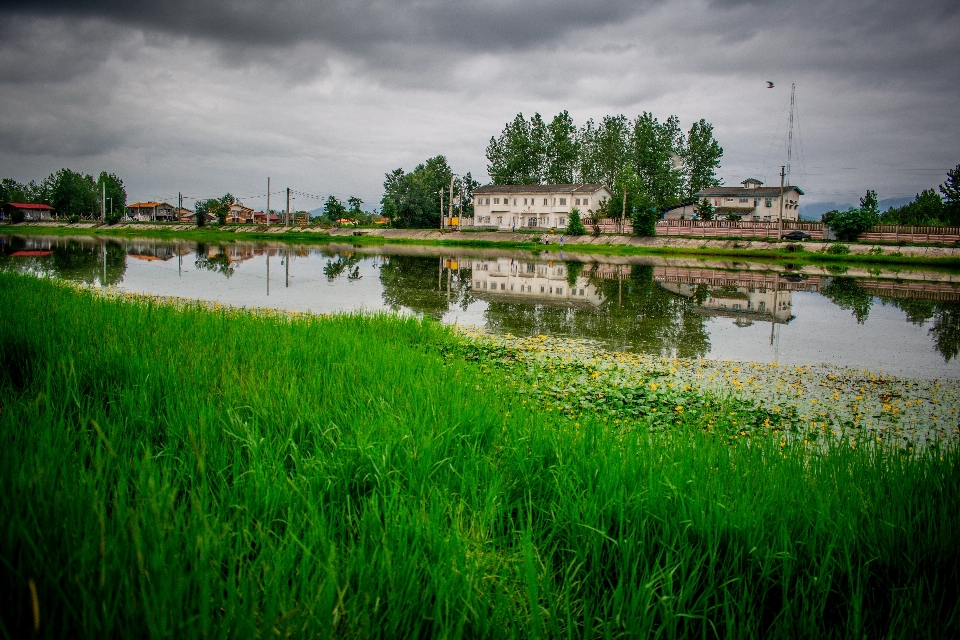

[3,202,56,221]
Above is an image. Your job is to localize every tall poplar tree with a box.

[683,119,724,198]
[545,111,578,184]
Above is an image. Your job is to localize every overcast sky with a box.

[1,0,958,213]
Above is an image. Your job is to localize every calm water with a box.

[4,234,960,378]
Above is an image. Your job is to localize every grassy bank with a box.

[1,273,958,638]
[6,222,960,269]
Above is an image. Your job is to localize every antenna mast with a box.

[786,82,795,184]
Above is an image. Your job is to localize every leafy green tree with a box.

[381,155,453,229]
[588,115,631,189]
[610,166,657,236]
[825,190,880,241]
[629,112,685,209]
[194,200,211,227]
[347,196,364,218]
[545,111,578,184]
[682,119,723,198]
[214,194,236,225]
[459,173,481,218]
[567,207,586,235]
[695,197,715,221]
[97,172,127,224]
[859,189,879,218]
[486,113,541,184]
[1,178,49,208]
[49,168,97,219]
[940,164,960,225]
[323,195,348,224]
[880,189,943,225]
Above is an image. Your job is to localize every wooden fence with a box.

[857,225,960,244]
[654,220,825,240]
[461,216,959,244]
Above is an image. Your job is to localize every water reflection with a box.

[3,234,960,375]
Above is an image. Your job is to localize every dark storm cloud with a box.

[0,0,656,52]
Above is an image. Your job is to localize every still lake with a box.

[4,234,960,378]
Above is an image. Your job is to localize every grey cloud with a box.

[0,1,657,53]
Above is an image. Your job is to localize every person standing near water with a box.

[559,235,564,245]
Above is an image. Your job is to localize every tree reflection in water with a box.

[379,255,475,320]
[1,237,127,286]
[482,265,711,358]
[821,276,960,361]
[887,298,960,361]
[323,253,363,282]
[194,243,235,278]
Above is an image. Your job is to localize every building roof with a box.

[6,202,54,210]
[128,201,174,208]
[694,186,804,197]
[473,184,608,195]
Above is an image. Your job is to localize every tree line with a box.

[821,165,960,240]
[380,156,480,229]
[1,169,127,223]
[485,111,723,234]
[877,165,960,227]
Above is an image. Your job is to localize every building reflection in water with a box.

[469,257,603,307]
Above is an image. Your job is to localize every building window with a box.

[739,198,749,203]
[523,198,527,205]
[557,287,562,294]
[583,198,589,206]
[485,198,490,205]
[493,198,499,204]
[579,288,584,295]
[765,199,773,207]
[543,198,548,205]
[560,198,566,205]
[552,198,556,205]
[575,198,581,205]
[513,198,517,205]
[497,216,502,224]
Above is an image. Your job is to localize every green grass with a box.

[7,222,960,270]
[0,272,958,638]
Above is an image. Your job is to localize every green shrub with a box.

[68,214,80,224]
[825,206,878,241]
[10,209,25,223]
[567,207,586,235]
[827,243,850,255]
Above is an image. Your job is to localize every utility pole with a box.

[458,178,464,230]
[778,165,785,239]
[286,188,291,227]
[101,181,106,223]
[266,177,271,228]
[449,175,455,227]
[285,246,290,288]
[439,188,444,231]
[786,83,796,184]
[621,188,627,234]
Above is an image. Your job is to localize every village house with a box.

[472,184,612,231]
[226,202,256,224]
[3,202,56,221]
[663,179,804,221]
[127,201,179,222]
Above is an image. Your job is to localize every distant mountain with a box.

[799,196,914,221]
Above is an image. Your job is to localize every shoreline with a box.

[5,221,960,267]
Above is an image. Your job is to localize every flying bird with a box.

[766,81,775,88]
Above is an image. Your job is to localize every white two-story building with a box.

[472,184,612,231]
[664,179,804,221]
